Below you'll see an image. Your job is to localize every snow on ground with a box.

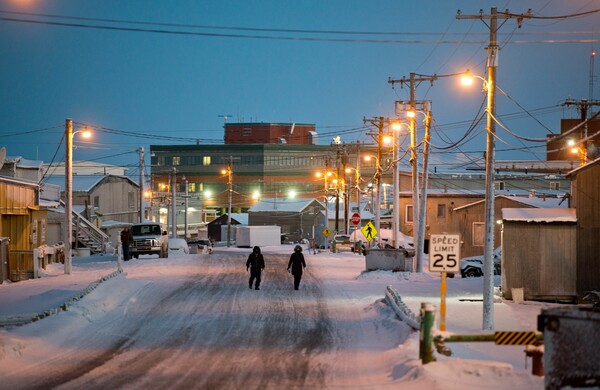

[0,245,552,389]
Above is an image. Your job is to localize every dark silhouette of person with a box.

[120,226,133,261]
[365,225,373,240]
[287,245,307,290]
[246,246,265,290]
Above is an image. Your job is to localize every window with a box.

[494,181,505,190]
[550,182,560,191]
[473,222,484,246]
[172,156,181,166]
[203,156,211,166]
[93,196,100,208]
[243,127,252,136]
[188,183,196,192]
[405,205,413,223]
[437,204,446,218]
[128,191,135,208]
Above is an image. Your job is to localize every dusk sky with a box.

[0,0,598,175]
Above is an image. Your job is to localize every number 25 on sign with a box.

[429,234,460,273]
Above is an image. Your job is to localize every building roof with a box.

[6,156,44,169]
[453,194,568,211]
[249,198,323,213]
[502,208,577,223]
[566,156,600,177]
[42,174,137,192]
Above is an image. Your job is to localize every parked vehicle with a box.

[169,238,190,254]
[460,248,502,278]
[129,222,169,258]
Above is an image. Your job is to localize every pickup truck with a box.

[129,222,169,258]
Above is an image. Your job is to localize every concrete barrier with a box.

[365,248,413,272]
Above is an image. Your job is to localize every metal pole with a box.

[138,147,145,223]
[392,125,399,249]
[356,142,361,224]
[375,117,383,247]
[170,168,177,238]
[482,7,498,331]
[184,177,189,239]
[64,119,73,275]
[417,108,432,259]
[227,158,232,247]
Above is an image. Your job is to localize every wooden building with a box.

[501,208,577,301]
[43,175,140,224]
[566,157,600,299]
[207,213,247,242]
[0,176,45,281]
[248,198,325,244]
[452,194,567,259]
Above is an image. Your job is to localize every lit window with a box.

[203,156,211,166]
[172,156,180,166]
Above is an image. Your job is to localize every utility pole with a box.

[389,73,439,272]
[563,98,600,165]
[182,176,190,239]
[342,146,349,234]
[457,7,532,331]
[170,167,177,238]
[417,106,432,263]
[363,116,387,247]
[64,119,73,275]
[226,157,233,247]
[335,147,341,233]
[138,147,145,223]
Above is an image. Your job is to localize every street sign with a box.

[322,227,331,238]
[361,221,377,242]
[351,213,361,226]
[429,234,460,272]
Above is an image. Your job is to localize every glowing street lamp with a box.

[64,119,91,275]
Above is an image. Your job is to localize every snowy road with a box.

[1,251,409,389]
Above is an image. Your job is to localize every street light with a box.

[315,170,333,249]
[64,119,91,275]
[221,161,233,247]
[568,139,587,166]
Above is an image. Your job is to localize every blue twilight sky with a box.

[0,0,598,176]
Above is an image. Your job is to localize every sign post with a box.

[429,234,461,331]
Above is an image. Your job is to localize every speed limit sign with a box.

[429,234,460,272]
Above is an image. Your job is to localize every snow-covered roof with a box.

[42,174,137,192]
[502,208,577,223]
[454,194,567,211]
[229,213,248,225]
[39,199,60,208]
[566,155,600,177]
[249,198,323,213]
[6,156,44,169]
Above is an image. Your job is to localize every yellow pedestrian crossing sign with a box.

[361,221,377,242]
[322,227,332,237]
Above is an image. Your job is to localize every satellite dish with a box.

[0,147,6,170]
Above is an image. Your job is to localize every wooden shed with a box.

[566,157,600,300]
[248,198,325,243]
[207,213,247,242]
[501,208,577,302]
[0,175,43,281]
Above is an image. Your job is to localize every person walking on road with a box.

[287,245,306,290]
[120,226,133,261]
[246,246,265,290]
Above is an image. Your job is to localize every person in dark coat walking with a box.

[287,245,306,290]
[246,246,265,290]
[120,226,133,261]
